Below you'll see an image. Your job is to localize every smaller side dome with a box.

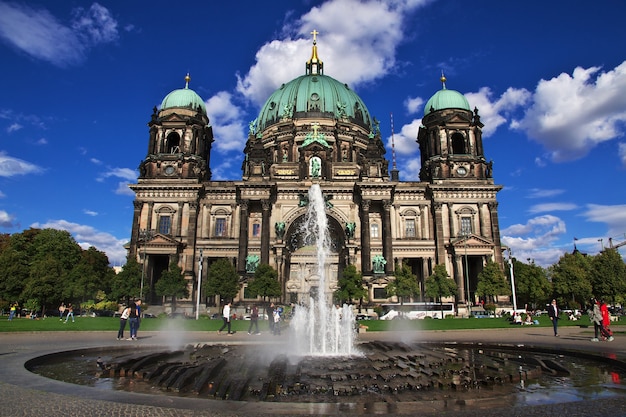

[160,74,206,115]
[423,75,470,115]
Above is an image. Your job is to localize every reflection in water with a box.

[28,343,626,411]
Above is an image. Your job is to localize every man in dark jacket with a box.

[547,299,559,336]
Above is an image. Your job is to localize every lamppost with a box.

[195,249,203,320]
[507,247,518,312]
[139,229,154,301]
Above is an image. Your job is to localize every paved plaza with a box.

[1,325,625,417]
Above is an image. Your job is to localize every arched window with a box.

[166,132,181,154]
[451,132,466,154]
[371,223,379,238]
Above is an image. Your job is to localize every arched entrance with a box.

[282,212,347,304]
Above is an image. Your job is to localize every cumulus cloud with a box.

[204,91,247,153]
[465,86,531,137]
[0,151,43,177]
[0,2,118,67]
[501,214,568,266]
[0,210,17,228]
[386,119,421,156]
[31,219,127,265]
[511,61,626,162]
[404,97,424,115]
[236,0,432,107]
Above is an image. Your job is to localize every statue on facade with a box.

[310,156,321,178]
[245,255,260,273]
[345,222,356,238]
[372,255,387,274]
[275,222,286,239]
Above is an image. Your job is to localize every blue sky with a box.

[0,0,625,267]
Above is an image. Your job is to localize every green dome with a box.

[160,76,206,115]
[424,87,470,115]
[257,74,372,131]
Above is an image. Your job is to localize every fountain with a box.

[290,184,358,356]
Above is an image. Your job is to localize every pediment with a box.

[442,113,472,125]
[146,233,183,248]
[160,113,187,123]
[452,234,493,248]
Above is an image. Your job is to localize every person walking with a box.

[588,298,602,342]
[547,299,559,336]
[127,301,139,340]
[64,304,75,323]
[58,302,66,321]
[117,305,130,340]
[8,303,16,321]
[599,299,614,341]
[218,302,232,335]
[248,304,260,335]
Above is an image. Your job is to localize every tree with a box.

[247,263,282,301]
[510,259,551,310]
[424,264,457,316]
[155,259,189,312]
[204,258,240,304]
[476,261,510,303]
[335,264,366,305]
[588,249,626,304]
[549,251,592,308]
[110,255,142,303]
[386,262,420,304]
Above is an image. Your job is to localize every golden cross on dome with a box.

[311,29,319,44]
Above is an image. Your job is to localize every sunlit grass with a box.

[0,313,608,333]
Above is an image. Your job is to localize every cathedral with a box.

[128,34,504,315]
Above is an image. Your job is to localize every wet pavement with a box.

[1,325,625,417]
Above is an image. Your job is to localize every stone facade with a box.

[128,44,504,315]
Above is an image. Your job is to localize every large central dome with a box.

[256,34,372,133]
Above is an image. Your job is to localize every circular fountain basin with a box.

[26,340,626,414]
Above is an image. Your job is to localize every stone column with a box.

[237,200,249,272]
[382,200,393,274]
[131,200,142,257]
[261,199,271,265]
[360,200,371,274]
[433,203,446,265]
[488,201,503,265]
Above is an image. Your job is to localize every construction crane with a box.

[608,235,626,250]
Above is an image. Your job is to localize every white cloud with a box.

[511,61,626,162]
[465,86,531,137]
[115,181,135,196]
[36,138,47,145]
[0,2,118,67]
[527,188,565,199]
[236,0,432,107]
[31,219,127,265]
[0,210,17,228]
[527,203,578,214]
[619,143,626,167]
[387,119,421,156]
[204,91,247,153]
[0,151,43,177]
[583,204,626,238]
[7,123,22,133]
[404,97,424,115]
[98,167,137,182]
[501,214,568,266]
[83,209,98,216]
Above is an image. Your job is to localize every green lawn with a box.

[0,314,610,333]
